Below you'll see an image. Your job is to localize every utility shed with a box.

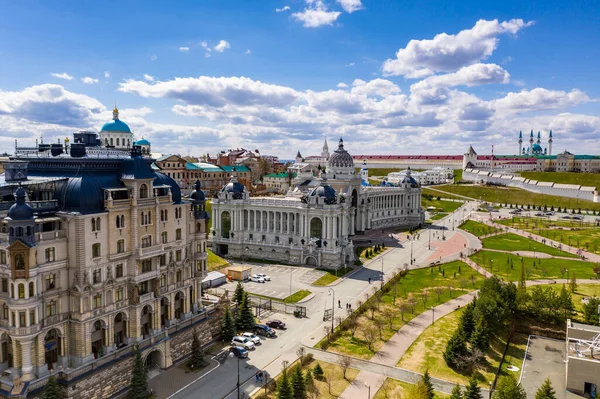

[227,266,252,281]
[202,271,227,288]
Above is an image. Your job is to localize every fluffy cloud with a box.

[337,0,363,13]
[81,77,99,84]
[214,40,230,52]
[179,46,190,52]
[104,71,110,79]
[383,19,534,77]
[275,5,290,12]
[494,88,590,113]
[51,72,73,81]
[336,82,348,88]
[351,78,401,97]
[143,74,155,82]
[292,1,341,28]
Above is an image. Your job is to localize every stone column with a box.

[20,339,33,381]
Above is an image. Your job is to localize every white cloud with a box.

[276,5,290,12]
[150,55,158,61]
[50,72,73,81]
[494,88,590,113]
[143,74,155,82]
[245,49,251,55]
[292,1,341,28]
[337,82,348,88]
[214,40,230,52]
[200,41,210,49]
[81,77,99,84]
[345,62,355,67]
[351,78,401,97]
[337,0,363,13]
[104,71,110,79]
[179,46,190,52]
[382,19,534,77]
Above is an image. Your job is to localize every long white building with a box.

[211,139,424,269]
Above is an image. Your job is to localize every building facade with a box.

[211,139,424,269]
[0,118,212,396]
[566,320,600,396]
[387,167,453,186]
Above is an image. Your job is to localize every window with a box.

[176,270,182,282]
[161,232,168,244]
[160,274,167,287]
[176,250,182,261]
[196,260,202,271]
[0,250,5,264]
[18,284,24,299]
[28,282,34,297]
[93,294,102,309]
[116,264,124,278]
[116,287,124,302]
[29,310,35,326]
[175,207,182,219]
[46,301,56,317]
[92,243,101,258]
[196,242,202,253]
[14,253,25,270]
[91,217,101,232]
[117,239,125,253]
[19,312,25,327]
[176,228,182,241]
[93,269,102,284]
[1,278,7,293]
[2,305,7,320]
[141,211,153,226]
[45,274,56,290]
[116,138,120,146]
[116,214,125,229]
[139,281,150,295]
[141,260,152,273]
[139,184,148,199]
[92,218,96,232]
[141,236,152,248]
[45,247,55,262]
[160,209,168,222]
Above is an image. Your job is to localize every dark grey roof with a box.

[328,138,354,168]
[309,184,336,199]
[121,156,156,180]
[222,181,245,194]
[190,180,205,201]
[8,187,34,220]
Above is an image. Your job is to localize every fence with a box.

[206,287,307,317]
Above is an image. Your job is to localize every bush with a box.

[312,363,324,380]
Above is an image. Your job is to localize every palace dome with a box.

[328,138,354,168]
[8,187,34,220]
[101,119,132,133]
[309,184,336,199]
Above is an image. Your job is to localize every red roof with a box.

[352,155,463,160]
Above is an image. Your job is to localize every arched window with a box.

[91,218,96,232]
[310,218,323,247]
[110,138,114,146]
[120,215,125,228]
[14,254,25,270]
[16,227,23,236]
[96,217,101,231]
[139,184,148,199]
[116,138,120,146]
[28,282,34,297]
[221,211,231,238]
[18,284,24,299]
[117,239,125,253]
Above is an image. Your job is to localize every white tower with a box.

[548,130,553,156]
[529,130,534,156]
[463,145,477,170]
[360,159,368,183]
[321,138,330,160]
[518,131,523,155]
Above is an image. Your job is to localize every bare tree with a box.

[458,277,468,290]
[368,302,377,320]
[407,294,417,314]
[347,316,359,338]
[335,315,343,329]
[382,308,395,329]
[363,325,378,351]
[375,317,386,339]
[433,286,445,302]
[421,290,430,307]
[296,347,306,365]
[323,325,332,343]
[339,355,352,380]
[324,370,333,395]
[398,300,408,321]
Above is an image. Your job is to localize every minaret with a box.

[518,131,523,155]
[360,159,368,183]
[529,130,534,155]
[537,131,541,145]
[548,130,553,156]
[321,138,329,160]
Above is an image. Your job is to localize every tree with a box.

[234,281,245,304]
[470,318,490,352]
[459,302,476,340]
[422,370,435,399]
[189,328,208,370]
[382,308,395,329]
[570,272,577,293]
[291,365,307,399]
[340,355,352,380]
[128,346,148,399]
[463,378,483,399]
[304,369,316,398]
[363,325,378,351]
[43,376,64,399]
[434,286,445,302]
[583,296,600,325]
[312,363,324,380]
[535,378,557,399]
[221,306,236,341]
[558,284,575,321]
[450,384,463,399]
[444,329,469,368]
[236,291,255,330]
[277,368,293,399]
[492,375,526,399]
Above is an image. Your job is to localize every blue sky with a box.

[0,0,599,158]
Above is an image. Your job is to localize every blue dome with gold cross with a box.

[101,107,132,133]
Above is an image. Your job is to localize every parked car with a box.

[562,215,572,219]
[249,275,265,283]
[545,212,555,216]
[509,210,521,214]
[231,335,256,350]
[256,273,271,281]
[229,346,248,359]
[242,332,261,344]
[253,324,276,337]
[266,319,287,330]
[573,215,584,220]
[534,212,544,216]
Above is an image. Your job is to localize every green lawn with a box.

[207,249,229,271]
[323,261,484,359]
[430,213,448,221]
[428,184,600,211]
[454,169,463,182]
[481,233,579,258]
[283,289,311,303]
[459,220,497,237]
[374,379,450,399]
[398,308,528,387]
[521,171,600,188]
[313,266,355,287]
[469,250,598,281]
[422,198,464,213]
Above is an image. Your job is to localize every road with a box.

[167,201,479,399]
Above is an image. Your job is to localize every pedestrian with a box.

[258,372,264,382]
[255,371,260,382]
[338,299,341,308]
[368,277,372,284]
[348,303,352,311]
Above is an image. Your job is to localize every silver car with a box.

[256,273,271,281]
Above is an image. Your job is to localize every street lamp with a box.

[410,235,414,265]
[432,307,435,325]
[365,382,371,398]
[328,288,335,333]
[228,352,241,399]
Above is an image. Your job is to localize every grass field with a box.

[469,250,598,281]
[313,266,355,287]
[207,249,229,271]
[397,308,528,387]
[481,233,579,258]
[427,184,600,211]
[283,289,311,303]
[459,220,497,237]
[374,379,450,399]
[324,261,484,359]
[422,197,463,213]
[430,213,448,221]
[521,171,600,188]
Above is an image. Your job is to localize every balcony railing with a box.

[133,269,161,283]
[42,312,67,327]
[139,292,155,303]
[139,244,165,258]
[108,250,132,261]
[9,323,41,336]
[35,230,66,241]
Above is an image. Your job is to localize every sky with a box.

[0,0,599,158]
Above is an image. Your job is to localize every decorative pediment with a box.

[8,240,32,279]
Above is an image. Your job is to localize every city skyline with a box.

[1,0,599,158]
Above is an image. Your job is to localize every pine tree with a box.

[535,378,557,399]
[558,284,575,321]
[304,369,315,395]
[444,329,469,368]
[189,328,208,370]
[277,368,294,399]
[291,365,307,399]
[312,363,324,380]
[492,375,526,399]
[518,262,526,291]
[128,346,148,399]
[463,378,483,399]
[450,384,463,399]
[459,302,476,340]
[221,306,236,341]
[236,291,255,330]
[43,376,64,399]
[234,281,245,304]
[422,370,434,399]
[569,272,577,293]
[470,318,490,352]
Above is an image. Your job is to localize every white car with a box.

[249,275,265,283]
[256,273,271,281]
[231,335,256,350]
[242,332,261,344]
